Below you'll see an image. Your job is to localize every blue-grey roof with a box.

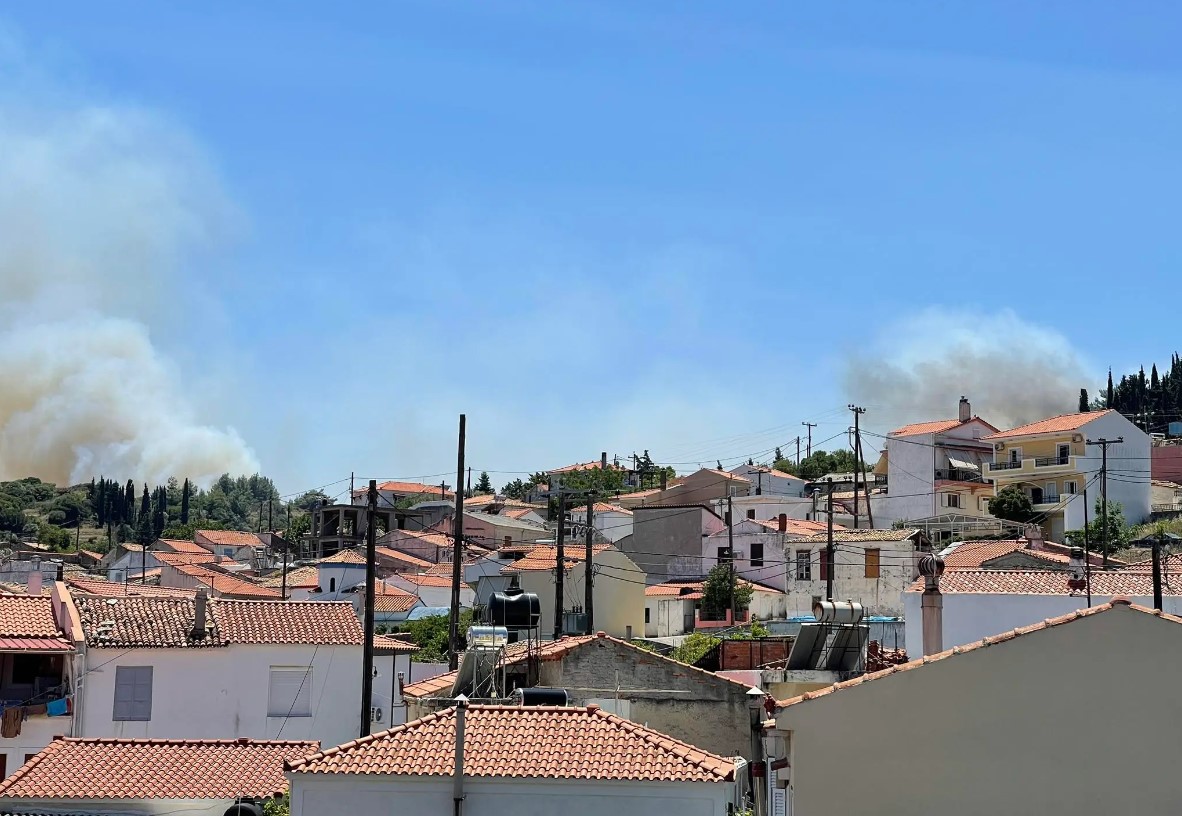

[406,606,451,621]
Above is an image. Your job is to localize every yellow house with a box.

[982,409,1150,541]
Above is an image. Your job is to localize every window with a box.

[1065,480,1078,495]
[795,550,811,581]
[717,546,732,565]
[269,668,312,718]
[728,485,740,497]
[329,577,336,592]
[819,550,830,581]
[750,541,764,568]
[980,497,991,513]
[1044,482,1059,501]
[113,666,153,722]
[1057,444,1070,464]
[865,548,880,579]
[1009,447,1022,464]
[944,493,961,509]
[222,547,235,557]
[746,509,756,520]
[644,607,651,624]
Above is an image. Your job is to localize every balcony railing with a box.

[1034,456,1071,468]
[934,469,985,483]
[989,460,1023,470]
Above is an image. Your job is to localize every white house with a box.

[772,600,1182,815]
[313,548,366,599]
[567,501,634,543]
[644,579,786,637]
[729,464,808,497]
[386,573,473,609]
[286,702,740,816]
[871,398,999,529]
[902,561,1182,657]
[0,736,314,816]
[70,591,382,748]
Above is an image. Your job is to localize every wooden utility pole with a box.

[796,436,801,466]
[360,479,378,737]
[448,415,467,671]
[849,405,866,529]
[584,494,596,634]
[802,422,818,458]
[826,477,835,601]
[1086,437,1122,568]
[1082,493,1092,608]
[727,495,736,622]
[554,488,568,640]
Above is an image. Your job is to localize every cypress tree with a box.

[1106,369,1114,408]
[125,480,136,525]
[1079,389,1090,413]
[181,479,191,525]
[140,484,150,522]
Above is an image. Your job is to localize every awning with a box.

[0,637,74,652]
[947,457,980,471]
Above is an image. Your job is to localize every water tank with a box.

[812,600,865,624]
[466,625,508,649]
[488,588,541,629]
[510,687,569,706]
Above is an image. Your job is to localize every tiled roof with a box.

[287,704,735,782]
[793,529,921,543]
[462,511,548,532]
[78,549,105,562]
[752,518,849,535]
[66,577,197,598]
[215,600,363,645]
[646,582,705,599]
[571,501,633,516]
[373,634,419,655]
[195,530,265,548]
[982,409,1112,440]
[170,563,281,599]
[394,573,453,588]
[549,460,627,474]
[373,581,421,613]
[374,547,434,569]
[701,468,750,482]
[153,551,218,567]
[0,737,316,800]
[357,481,454,498]
[0,595,71,651]
[889,419,963,437]
[906,569,1177,596]
[75,596,363,647]
[776,600,1179,709]
[154,538,214,555]
[259,565,321,589]
[320,549,368,565]
[402,632,752,699]
[500,543,614,574]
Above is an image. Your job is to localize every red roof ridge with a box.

[982,409,1113,440]
[775,600,1181,711]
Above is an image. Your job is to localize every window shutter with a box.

[113,666,153,722]
[269,668,312,718]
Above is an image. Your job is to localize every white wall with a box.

[879,431,936,525]
[1,713,66,780]
[1081,410,1151,526]
[515,549,646,639]
[903,589,1182,656]
[729,465,807,497]
[645,597,695,637]
[78,643,363,749]
[712,496,819,523]
[290,772,734,816]
[569,508,633,543]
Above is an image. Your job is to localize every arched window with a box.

[330,577,336,592]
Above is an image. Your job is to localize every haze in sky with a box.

[1,2,1178,494]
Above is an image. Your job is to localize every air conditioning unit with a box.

[994,442,1006,451]
[370,706,383,723]
[1072,433,1084,443]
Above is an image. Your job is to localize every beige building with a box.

[770,600,1182,815]
[616,468,750,509]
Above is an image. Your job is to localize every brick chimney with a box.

[191,588,209,641]
[778,513,788,533]
[918,554,945,656]
[959,396,971,423]
[1023,523,1045,550]
[26,557,42,596]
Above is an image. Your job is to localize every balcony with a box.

[1034,456,1071,468]
[985,455,1079,478]
[934,468,985,483]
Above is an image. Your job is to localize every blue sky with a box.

[3,2,1179,494]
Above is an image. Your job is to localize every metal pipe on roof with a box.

[453,696,467,816]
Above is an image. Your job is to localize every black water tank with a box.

[488,588,541,629]
[511,687,569,706]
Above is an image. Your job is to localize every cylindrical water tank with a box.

[510,687,569,706]
[812,600,865,624]
[466,626,508,648]
[488,589,541,629]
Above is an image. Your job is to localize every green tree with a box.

[701,563,753,620]
[1079,389,1090,412]
[263,794,290,816]
[774,447,783,462]
[394,610,473,662]
[501,479,527,499]
[1066,499,1130,555]
[670,633,721,665]
[180,478,191,524]
[987,485,1035,523]
[37,523,71,551]
[794,449,860,482]
[475,471,493,494]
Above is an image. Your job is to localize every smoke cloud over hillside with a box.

[0,97,259,485]
[844,309,1090,433]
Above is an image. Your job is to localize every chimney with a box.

[778,513,788,533]
[959,396,971,422]
[918,554,945,656]
[26,557,42,596]
[660,471,668,491]
[1023,524,1044,550]
[1067,548,1087,594]
[191,588,209,640]
[601,452,608,469]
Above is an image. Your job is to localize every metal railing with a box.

[988,460,1023,470]
[1034,455,1071,468]
[934,469,985,483]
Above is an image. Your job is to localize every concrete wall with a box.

[545,638,756,759]
[704,522,794,592]
[290,773,733,816]
[779,604,1182,815]
[569,508,633,543]
[513,549,645,639]
[627,507,724,586]
[774,538,919,617]
[644,597,695,637]
[78,643,363,749]
[714,496,820,523]
[0,712,66,781]
[902,589,1182,656]
[729,465,807,497]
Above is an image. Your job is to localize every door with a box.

[1057,444,1070,464]
[1030,487,1044,504]
[1009,448,1022,465]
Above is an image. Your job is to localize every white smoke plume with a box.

[844,308,1093,433]
[0,89,259,485]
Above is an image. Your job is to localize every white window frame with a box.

[795,550,811,581]
[943,492,961,509]
[268,667,313,718]
[1044,481,1060,502]
[1008,447,1023,464]
[1064,480,1078,495]
[979,496,991,513]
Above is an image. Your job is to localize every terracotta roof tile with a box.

[170,564,281,599]
[259,565,321,589]
[195,530,265,548]
[374,547,434,569]
[982,409,1112,440]
[319,549,368,565]
[66,577,197,598]
[0,737,316,800]
[355,481,454,498]
[74,596,363,648]
[776,600,1180,709]
[792,529,921,543]
[905,568,1178,596]
[548,460,627,474]
[154,538,214,555]
[0,596,63,638]
[500,543,615,574]
[373,634,419,655]
[752,518,848,535]
[288,704,734,782]
[373,581,421,613]
[153,551,218,567]
[571,501,633,516]
[394,573,454,588]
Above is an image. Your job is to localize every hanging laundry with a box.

[46,697,68,717]
[1,706,23,738]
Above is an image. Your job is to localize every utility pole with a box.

[1152,532,1164,611]
[466,466,472,498]
[1086,437,1122,568]
[448,414,467,671]
[796,436,801,467]
[360,479,377,738]
[555,488,568,640]
[802,422,818,458]
[1082,493,1091,608]
[268,499,273,533]
[826,477,834,601]
[727,495,736,623]
[849,406,866,529]
[584,493,596,634]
